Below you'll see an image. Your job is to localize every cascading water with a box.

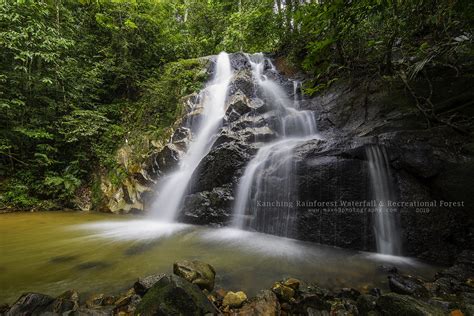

[150,52,232,221]
[366,145,401,255]
[232,53,318,237]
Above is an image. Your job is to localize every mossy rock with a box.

[173,260,216,291]
[135,275,216,316]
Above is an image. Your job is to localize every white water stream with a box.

[150,52,232,221]
[366,145,402,255]
[232,53,319,236]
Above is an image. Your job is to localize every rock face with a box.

[135,275,217,315]
[173,260,216,291]
[101,52,472,265]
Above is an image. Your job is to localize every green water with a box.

[0,212,440,304]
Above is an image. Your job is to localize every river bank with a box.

[2,252,473,315]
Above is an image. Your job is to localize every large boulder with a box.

[135,275,216,315]
[173,260,216,291]
[190,142,249,193]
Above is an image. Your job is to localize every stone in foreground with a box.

[376,293,444,316]
[173,259,216,291]
[134,273,166,296]
[135,274,216,315]
[222,291,247,308]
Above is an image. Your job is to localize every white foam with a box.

[200,227,306,258]
[71,220,191,241]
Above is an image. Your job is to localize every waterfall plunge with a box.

[366,145,402,255]
[150,52,232,222]
[232,53,319,237]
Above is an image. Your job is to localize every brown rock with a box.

[283,278,301,290]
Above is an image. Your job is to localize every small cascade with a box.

[293,80,301,106]
[365,145,402,255]
[149,52,233,221]
[232,53,318,237]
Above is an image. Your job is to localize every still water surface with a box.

[0,212,440,304]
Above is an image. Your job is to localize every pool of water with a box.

[0,212,440,304]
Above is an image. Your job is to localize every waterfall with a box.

[232,53,318,237]
[366,145,401,255]
[149,52,232,221]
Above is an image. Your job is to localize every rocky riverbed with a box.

[2,250,473,315]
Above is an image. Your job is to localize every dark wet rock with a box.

[51,290,80,314]
[357,294,377,315]
[173,260,216,291]
[376,293,444,315]
[181,185,233,225]
[229,53,251,72]
[295,141,374,249]
[329,298,359,315]
[149,144,181,177]
[432,250,474,294]
[75,306,114,315]
[85,293,113,308]
[337,287,361,300]
[0,304,10,314]
[6,293,54,316]
[388,274,430,298]
[236,290,280,316]
[113,291,141,315]
[378,265,398,274]
[75,261,112,270]
[229,70,254,97]
[191,141,249,193]
[134,273,166,296]
[369,288,382,297]
[135,274,217,315]
[225,90,253,123]
[294,293,332,314]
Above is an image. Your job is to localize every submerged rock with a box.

[173,260,216,291]
[222,291,247,308]
[388,274,429,298]
[135,274,216,315]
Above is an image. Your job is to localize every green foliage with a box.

[286,0,473,91]
[1,0,472,209]
[135,58,208,132]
